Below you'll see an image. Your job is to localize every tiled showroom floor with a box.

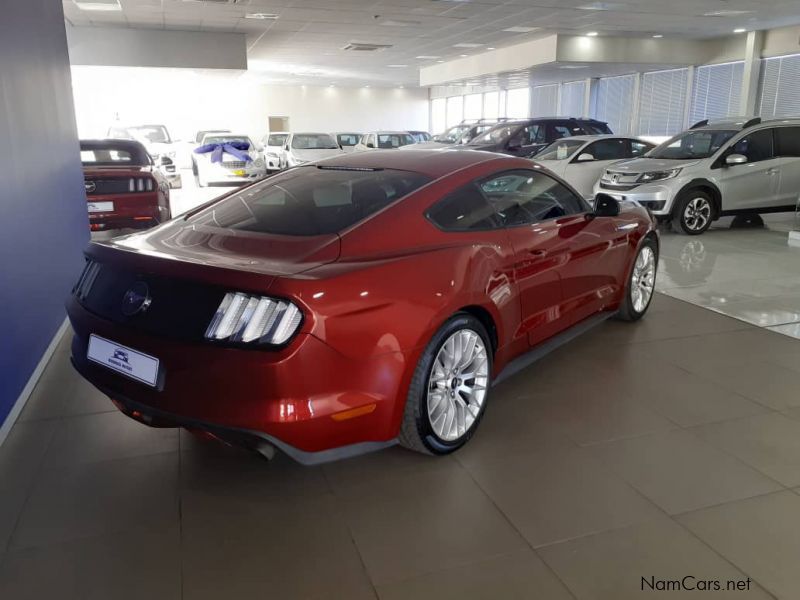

[3,290,800,599]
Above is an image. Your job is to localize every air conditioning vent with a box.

[341,42,394,52]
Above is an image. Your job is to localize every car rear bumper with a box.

[88,203,163,231]
[66,297,408,461]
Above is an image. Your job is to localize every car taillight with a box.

[204,292,303,345]
[128,177,154,192]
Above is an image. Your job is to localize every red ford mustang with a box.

[67,149,658,464]
[81,139,172,232]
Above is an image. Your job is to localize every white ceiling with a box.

[62,0,800,86]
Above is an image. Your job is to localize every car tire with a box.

[672,191,714,235]
[399,313,493,455]
[615,236,658,322]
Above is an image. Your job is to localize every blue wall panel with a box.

[0,1,89,427]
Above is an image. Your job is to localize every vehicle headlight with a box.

[638,168,681,183]
[205,292,303,345]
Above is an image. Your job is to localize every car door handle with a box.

[529,249,548,258]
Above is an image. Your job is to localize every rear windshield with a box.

[377,133,415,148]
[337,134,360,146]
[292,134,339,150]
[581,122,612,135]
[189,167,431,236]
[80,146,148,166]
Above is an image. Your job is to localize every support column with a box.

[741,30,765,116]
[584,77,597,118]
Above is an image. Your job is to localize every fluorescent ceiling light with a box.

[387,64,408,68]
[245,13,280,20]
[560,65,588,69]
[459,54,469,57]
[415,55,440,59]
[487,47,496,50]
[577,2,628,10]
[586,31,599,37]
[733,28,747,33]
[453,43,483,48]
[704,10,754,17]
[653,34,663,38]
[74,0,121,11]
[503,26,539,33]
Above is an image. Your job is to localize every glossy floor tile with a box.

[656,216,800,340]
[2,294,800,598]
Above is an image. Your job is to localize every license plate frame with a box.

[87,201,114,213]
[87,334,160,387]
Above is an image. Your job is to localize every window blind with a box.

[637,68,689,136]
[559,80,586,117]
[531,84,558,117]
[594,74,636,135]
[690,61,744,123]
[758,53,800,119]
[507,87,530,118]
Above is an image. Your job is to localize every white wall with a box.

[71,66,430,142]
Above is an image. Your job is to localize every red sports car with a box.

[81,139,172,232]
[67,149,658,464]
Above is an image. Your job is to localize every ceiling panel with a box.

[63,0,800,86]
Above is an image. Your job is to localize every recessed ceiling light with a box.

[487,47,496,50]
[437,60,444,63]
[387,64,408,68]
[653,34,663,38]
[415,55,440,59]
[74,0,121,11]
[459,54,469,57]
[245,13,279,20]
[503,26,539,33]
[453,43,483,48]
[733,28,747,33]
[586,31,599,37]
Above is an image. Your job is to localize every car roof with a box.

[372,131,414,135]
[307,148,512,178]
[291,132,336,136]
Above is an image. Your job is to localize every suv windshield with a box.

[469,124,521,145]
[377,133,415,148]
[435,125,471,144]
[189,167,431,236]
[267,134,288,146]
[129,125,171,144]
[337,134,360,147]
[203,135,250,146]
[649,129,737,159]
[536,139,586,161]
[292,134,339,150]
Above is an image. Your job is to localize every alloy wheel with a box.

[631,246,656,313]
[426,329,489,442]
[683,196,711,232]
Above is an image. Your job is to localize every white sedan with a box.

[193,134,267,187]
[280,133,346,168]
[534,135,655,199]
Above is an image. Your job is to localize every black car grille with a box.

[222,161,246,169]
[74,260,226,342]
[599,182,639,192]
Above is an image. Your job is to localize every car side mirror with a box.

[366,142,374,148]
[593,193,621,217]
[577,153,595,162]
[726,153,747,166]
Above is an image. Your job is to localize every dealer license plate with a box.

[87,201,114,213]
[87,334,159,387]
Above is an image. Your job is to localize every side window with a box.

[775,127,800,157]
[583,139,629,161]
[630,141,652,157]
[427,183,501,231]
[512,125,544,146]
[731,129,774,163]
[480,170,586,227]
[551,125,573,140]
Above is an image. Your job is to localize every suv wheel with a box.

[399,314,492,455]
[673,191,713,235]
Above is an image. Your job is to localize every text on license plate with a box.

[87,201,114,213]
[87,334,159,387]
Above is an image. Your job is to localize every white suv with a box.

[593,117,800,234]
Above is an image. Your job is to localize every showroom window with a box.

[431,98,446,134]
[560,80,586,117]
[531,84,558,117]
[594,74,636,135]
[464,93,483,120]
[507,87,530,118]
[690,61,744,124]
[758,53,800,118]
[427,183,501,231]
[446,96,464,127]
[498,90,508,118]
[483,91,499,120]
[479,170,585,226]
[637,68,689,136]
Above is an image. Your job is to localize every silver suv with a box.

[593,117,800,234]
